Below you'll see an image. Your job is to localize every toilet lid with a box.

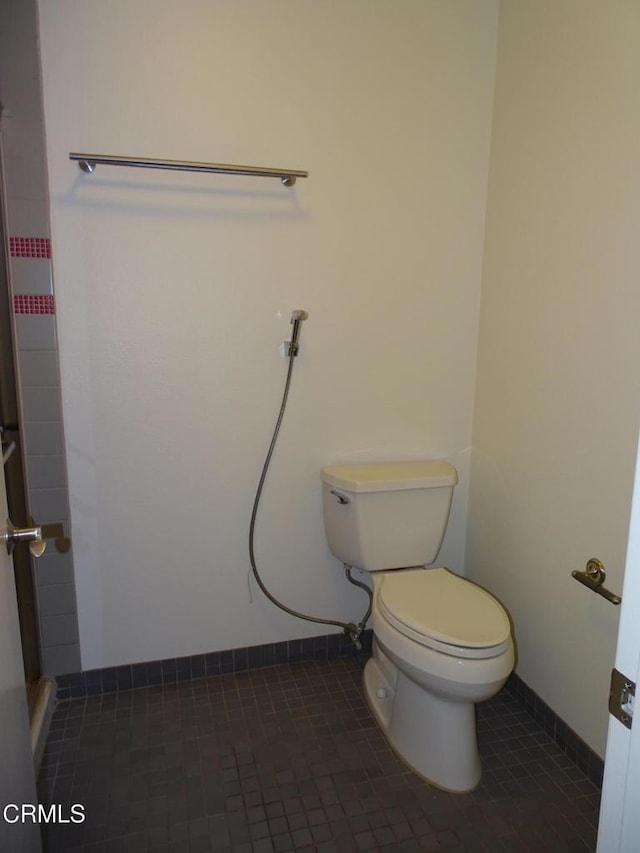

[377,568,511,657]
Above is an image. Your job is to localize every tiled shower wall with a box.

[0,0,81,675]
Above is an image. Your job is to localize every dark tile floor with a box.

[38,657,600,852]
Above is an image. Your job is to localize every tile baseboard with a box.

[55,628,373,701]
[505,671,604,789]
[54,632,603,790]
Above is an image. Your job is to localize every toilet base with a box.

[363,648,481,793]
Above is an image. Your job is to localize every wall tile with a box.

[0,67,42,124]
[23,421,64,455]
[25,454,66,490]
[506,672,605,784]
[13,295,54,315]
[29,488,69,523]
[0,0,38,38]
[1,116,47,161]
[3,152,48,201]
[18,350,59,387]
[37,583,77,616]
[10,257,53,295]
[4,199,51,238]
[14,314,56,349]
[1,0,80,689]
[35,551,75,586]
[9,237,51,259]
[41,613,79,646]
[42,643,81,677]
[0,0,40,108]
[54,628,374,702]
[21,386,61,422]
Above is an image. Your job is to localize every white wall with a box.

[38,0,499,670]
[469,0,640,756]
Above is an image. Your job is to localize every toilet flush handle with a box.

[330,490,350,505]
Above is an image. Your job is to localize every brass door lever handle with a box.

[571,558,621,605]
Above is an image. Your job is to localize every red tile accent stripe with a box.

[9,237,51,259]
[13,295,56,315]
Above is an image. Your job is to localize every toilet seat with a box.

[377,568,511,660]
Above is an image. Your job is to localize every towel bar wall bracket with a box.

[69,153,308,187]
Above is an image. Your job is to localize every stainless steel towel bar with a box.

[69,153,308,186]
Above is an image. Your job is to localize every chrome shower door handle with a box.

[2,518,46,557]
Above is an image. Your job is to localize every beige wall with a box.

[38,0,499,670]
[469,0,640,755]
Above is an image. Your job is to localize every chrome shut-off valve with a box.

[285,310,309,357]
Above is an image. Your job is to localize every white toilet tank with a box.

[321,461,458,572]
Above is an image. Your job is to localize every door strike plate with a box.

[609,667,635,730]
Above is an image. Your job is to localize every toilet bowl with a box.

[320,460,514,792]
[364,567,514,791]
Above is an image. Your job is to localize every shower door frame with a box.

[0,173,43,705]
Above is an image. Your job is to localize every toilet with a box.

[321,460,514,792]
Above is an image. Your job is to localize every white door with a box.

[597,430,640,852]
[0,457,41,852]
